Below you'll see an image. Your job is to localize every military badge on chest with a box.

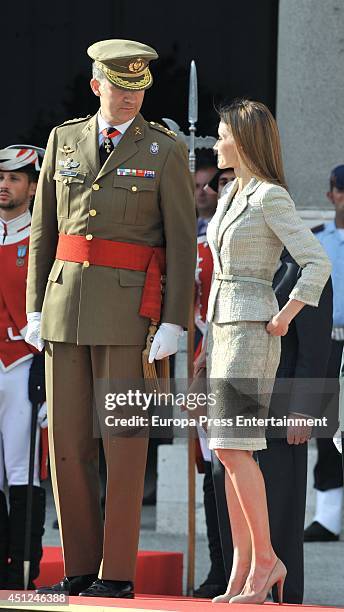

[58,156,80,177]
[16,244,27,267]
[117,168,156,178]
[57,146,80,176]
[150,142,159,155]
[58,145,75,156]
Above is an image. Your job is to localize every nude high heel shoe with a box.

[228,558,287,605]
[212,576,248,603]
[212,587,243,603]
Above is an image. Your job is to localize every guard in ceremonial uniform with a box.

[0,147,47,589]
[26,39,196,599]
[304,165,344,542]
[193,169,234,600]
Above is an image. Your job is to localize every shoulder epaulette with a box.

[57,115,91,128]
[148,121,177,139]
[312,223,325,234]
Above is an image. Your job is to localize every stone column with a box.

[276,0,344,224]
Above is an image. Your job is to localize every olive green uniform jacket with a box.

[26,112,197,345]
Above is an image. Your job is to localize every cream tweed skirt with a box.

[206,321,280,451]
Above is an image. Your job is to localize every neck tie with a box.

[99,127,121,166]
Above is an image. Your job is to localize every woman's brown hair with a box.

[219,99,288,190]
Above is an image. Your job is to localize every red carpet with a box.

[1,593,343,611]
[72,596,344,611]
[36,547,183,596]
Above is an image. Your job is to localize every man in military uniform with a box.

[26,39,196,599]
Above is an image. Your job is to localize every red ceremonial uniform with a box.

[0,211,48,481]
[194,233,214,357]
[194,231,214,472]
[0,212,35,371]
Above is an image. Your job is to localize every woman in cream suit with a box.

[200,99,331,604]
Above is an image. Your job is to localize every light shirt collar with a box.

[97,111,135,137]
[0,210,31,244]
[326,220,337,234]
[325,220,344,242]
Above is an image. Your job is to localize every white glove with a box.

[25,312,44,352]
[148,323,183,363]
[38,402,48,429]
[333,428,342,454]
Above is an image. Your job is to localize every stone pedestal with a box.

[277,0,344,212]
[156,443,207,535]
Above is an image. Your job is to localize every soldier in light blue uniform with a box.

[305,165,344,542]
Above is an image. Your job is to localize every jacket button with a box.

[83,261,90,268]
[89,209,97,217]
[131,185,138,192]
[92,183,100,191]
[86,234,93,241]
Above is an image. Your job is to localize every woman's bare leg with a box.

[213,468,252,601]
[216,448,277,594]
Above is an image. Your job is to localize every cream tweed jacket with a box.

[206,177,331,323]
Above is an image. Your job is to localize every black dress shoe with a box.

[79,578,134,598]
[304,521,339,542]
[193,582,228,598]
[36,574,97,595]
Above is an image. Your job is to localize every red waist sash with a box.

[56,233,166,322]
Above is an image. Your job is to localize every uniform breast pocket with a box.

[112,176,156,225]
[53,171,87,218]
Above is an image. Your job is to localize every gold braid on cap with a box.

[96,61,152,89]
